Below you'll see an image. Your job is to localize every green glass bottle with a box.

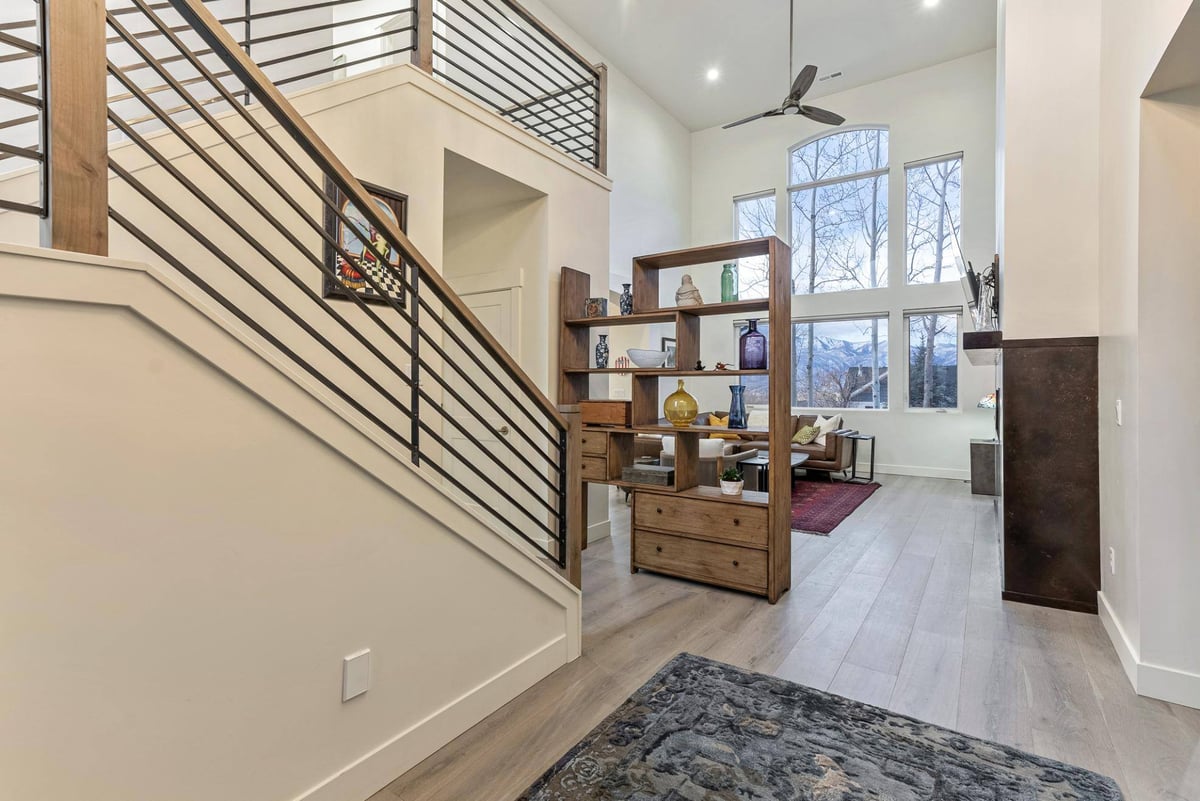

[720,262,738,303]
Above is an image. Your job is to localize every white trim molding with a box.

[1099,591,1200,710]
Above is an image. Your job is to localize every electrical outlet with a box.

[1115,399,1123,427]
[342,649,370,702]
[612,386,627,399]
[1108,547,1116,575]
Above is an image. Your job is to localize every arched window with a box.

[789,127,889,293]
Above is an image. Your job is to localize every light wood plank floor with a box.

[372,475,1200,801]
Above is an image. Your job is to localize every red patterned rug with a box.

[791,478,880,535]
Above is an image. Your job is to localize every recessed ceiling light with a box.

[706,67,720,82]
[922,0,940,7]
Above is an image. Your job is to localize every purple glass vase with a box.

[739,319,767,370]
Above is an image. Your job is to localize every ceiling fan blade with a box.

[799,105,846,126]
[787,64,818,102]
[722,110,774,129]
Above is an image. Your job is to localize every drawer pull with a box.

[733,519,740,526]
[656,508,663,514]
[656,546,663,553]
[732,560,739,567]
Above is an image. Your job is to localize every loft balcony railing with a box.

[4,0,584,587]
[0,2,47,216]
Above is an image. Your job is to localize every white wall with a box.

[688,51,998,479]
[0,246,581,801]
[999,0,1101,340]
[1093,0,1198,708]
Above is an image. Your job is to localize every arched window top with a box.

[789,127,889,187]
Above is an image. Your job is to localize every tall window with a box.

[739,317,888,409]
[733,192,776,299]
[906,155,963,284]
[790,128,889,294]
[907,312,959,408]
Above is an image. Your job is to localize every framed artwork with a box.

[323,178,409,306]
[661,336,677,368]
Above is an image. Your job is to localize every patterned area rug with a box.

[792,478,880,535]
[519,653,1124,801]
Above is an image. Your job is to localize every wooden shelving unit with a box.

[558,237,793,602]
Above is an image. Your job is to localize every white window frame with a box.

[787,125,891,295]
[903,152,965,287]
[903,307,963,413]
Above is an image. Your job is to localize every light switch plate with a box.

[342,649,370,702]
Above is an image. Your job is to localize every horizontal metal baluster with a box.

[468,0,594,82]
[435,1,593,124]
[109,161,416,437]
[110,208,414,453]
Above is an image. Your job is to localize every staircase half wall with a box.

[0,243,582,801]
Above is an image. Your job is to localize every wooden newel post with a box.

[410,0,434,74]
[562,407,583,589]
[41,0,109,256]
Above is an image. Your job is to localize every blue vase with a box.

[595,334,609,368]
[619,283,633,315]
[728,385,748,429]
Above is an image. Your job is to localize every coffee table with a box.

[740,453,810,493]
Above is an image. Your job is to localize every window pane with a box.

[906,157,963,284]
[908,313,958,408]
[733,194,776,299]
[790,128,888,186]
[791,174,888,294]
[793,318,889,409]
[741,318,888,409]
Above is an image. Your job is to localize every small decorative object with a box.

[595,334,610,368]
[323,178,408,307]
[714,362,733,371]
[614,355,631,374]
[584,297,608,318]
[663,379,699,427]
[728,385,748,429]
[661,337,677,368]
[675,274,704,306]
[719,466,744,496]
[619,283,634,315]
[739,319,767,370]
[627,348,668,368]
[695,360,705,371]
[720,263,738,303]
[622,464,675,486]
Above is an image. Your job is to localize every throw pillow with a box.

[813,414,842,447]
[707,413,741,441]
[792,425,819,445]
[747,408,770,429]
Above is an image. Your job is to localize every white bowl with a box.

[627,348,668,368]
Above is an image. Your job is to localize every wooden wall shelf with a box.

[558,236,794,603]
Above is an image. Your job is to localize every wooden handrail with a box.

[169,0,568,432]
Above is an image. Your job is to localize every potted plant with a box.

[719,466,744,496]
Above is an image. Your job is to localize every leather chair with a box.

[737,414,858,480]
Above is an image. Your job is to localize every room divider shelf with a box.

[558,236,793,602]
[562,368,769,377]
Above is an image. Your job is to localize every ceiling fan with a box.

[722,0,846,130]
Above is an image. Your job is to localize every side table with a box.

[847,434,876,484]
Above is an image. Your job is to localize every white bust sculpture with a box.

[675,274,704,306]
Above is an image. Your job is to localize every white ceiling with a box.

[538,0,998,131]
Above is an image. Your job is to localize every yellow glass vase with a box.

[663,379,699,428]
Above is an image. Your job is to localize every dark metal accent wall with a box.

[1001,337,1100,613]
[0,3,48,217]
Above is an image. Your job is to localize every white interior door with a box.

[444,289,519,526]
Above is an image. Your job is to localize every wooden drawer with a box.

[634,492,767,548]
[581,456,609,481]
[580,430,608,456]
[634,529,767,591]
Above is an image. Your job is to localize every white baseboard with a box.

[293,635,570,801]
[1098,591,1200,710]
[588,519,612,543]
[869,463,971,481]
